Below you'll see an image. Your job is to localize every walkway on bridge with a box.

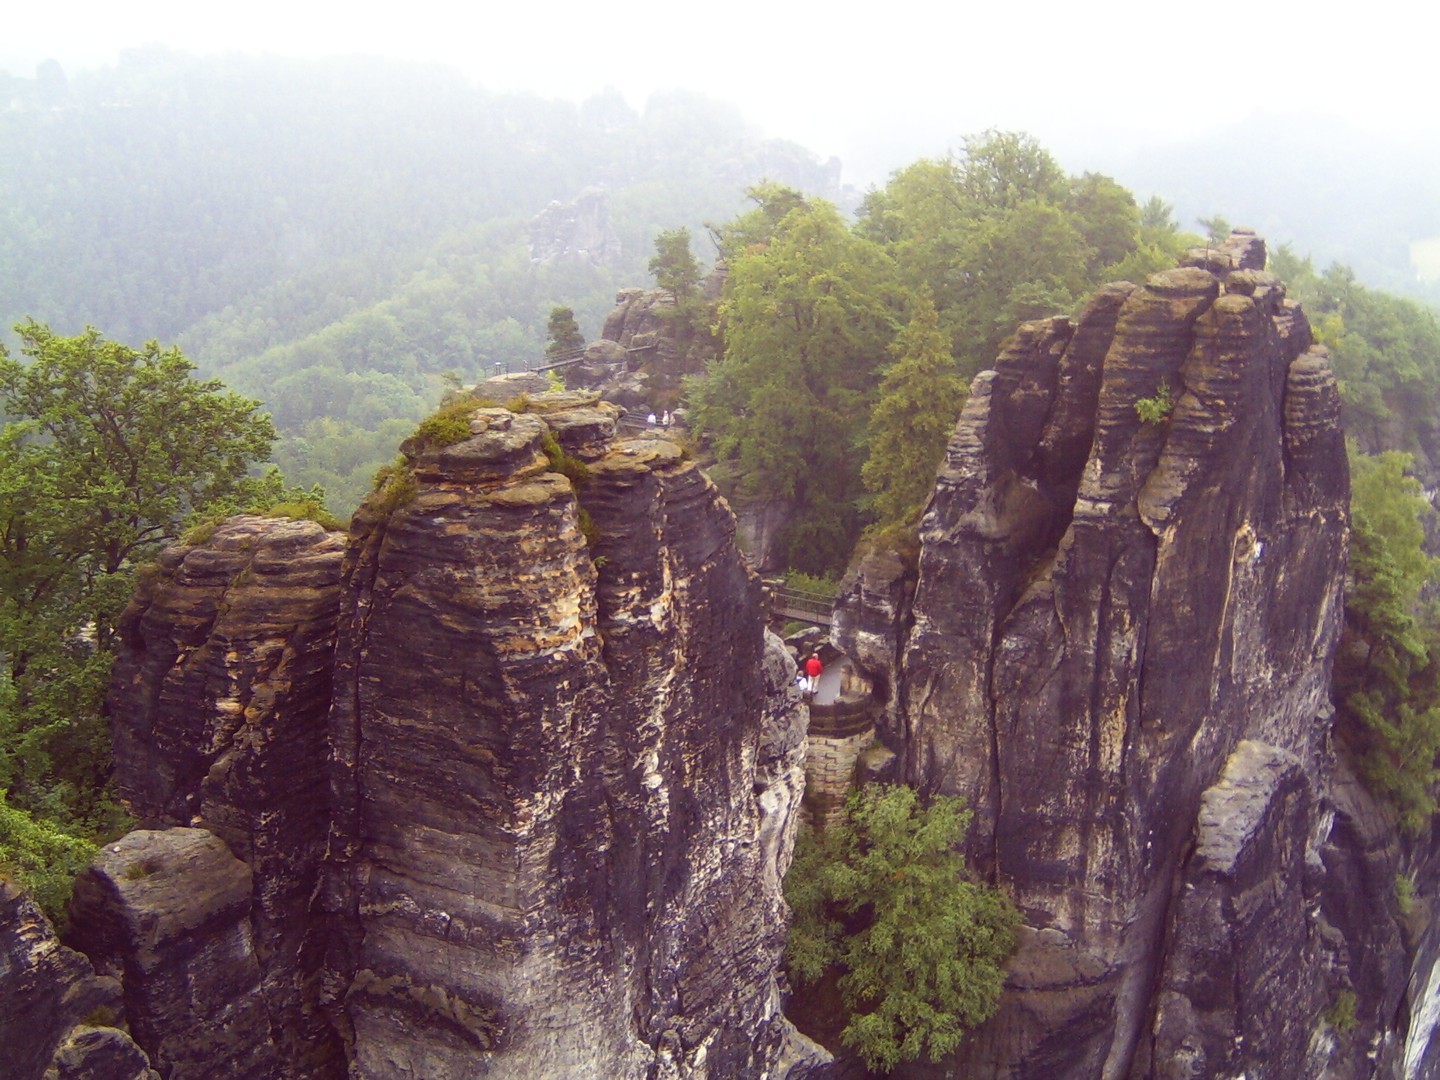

[772,585,834,627]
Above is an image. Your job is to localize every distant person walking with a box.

[646,410,657,428]
[805,652,823,695]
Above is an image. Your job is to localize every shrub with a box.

[541,430,591,487]
[1326,989,1359,1032]
[0,790,98,929]
[1134,379,1174,424]
[785,784,1020,1074]
[370,459,417,514]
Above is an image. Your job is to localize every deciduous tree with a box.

[0,322,277,826]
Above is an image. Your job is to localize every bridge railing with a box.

[772,586,835,623]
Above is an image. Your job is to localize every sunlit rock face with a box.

[316,395,806,1078]
[845,232,1369,1078]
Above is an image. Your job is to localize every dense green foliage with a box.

[690,188,901,573]
[1336,450,1440,830]
[0,788,97,927]
[648,228,704,300]
[855,132,1192,380]
[0,324,284,907]
[1270,248,1440,465]
[545,306,586,359]
[785,785,1020,1074]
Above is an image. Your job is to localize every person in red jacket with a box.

[804,652,823,696]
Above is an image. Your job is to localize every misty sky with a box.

[6,1,1434,186]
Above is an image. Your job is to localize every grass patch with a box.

[371,458,418,514]
[541,430,592,487]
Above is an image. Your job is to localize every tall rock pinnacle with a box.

[838,231,1357,1078]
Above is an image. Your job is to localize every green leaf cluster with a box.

[785,784,1020,1074]
[1134,380,1175,425]
[0,788,98,928]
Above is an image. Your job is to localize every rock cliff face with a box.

[107,514,348,1076]
[75,392,808,1079]
[0,878,156,1080]
[528,187,622,267]
[833,232,1433,1077]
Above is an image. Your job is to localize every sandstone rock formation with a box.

[0,878,155,1080]
[67,829,278,1080]
[320,394,806,1078]
[528,187,621,267]
[833,231,1422,1077]
[73,392,811,1079]
[107,514,348,1076]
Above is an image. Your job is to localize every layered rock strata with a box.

[87,391,809,1078]
[320,394,807,1077]
[107,514,348,1075]
[66,829,277,1080]
[836,232,1366,1077]
[0,879,155,1080]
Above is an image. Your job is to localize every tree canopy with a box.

[1336,449,1440,831]
[861,291,967,528]
[688,190,900,573]
[0,323,278,835]
[545,306,585,359]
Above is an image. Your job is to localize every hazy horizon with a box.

[6,1,1435,190]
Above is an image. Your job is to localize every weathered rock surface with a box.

[0,879,154,1080]
[319,395,808,1077]
[527,186,621,267]
[835,231,1401,1077]
[107,514,347,1075]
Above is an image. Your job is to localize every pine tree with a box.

[861,291,968,528]
[545,306,585,360]
[785,784,1019,1074]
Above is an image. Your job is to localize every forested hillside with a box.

[1,47,838,506]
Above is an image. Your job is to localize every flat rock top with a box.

[90,828,251,935]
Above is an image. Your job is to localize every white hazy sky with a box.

[4,1,1434,185]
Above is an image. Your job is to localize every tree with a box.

[1198,214,1231,245]
[785,785,1020,1074]
[689,196,899,573]
[1336,449,1440,831]
[955,129,1066,211]
[0,322,277,827]
[545,306,585,359]
[861,291,968,528]
[648,227,703,299]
